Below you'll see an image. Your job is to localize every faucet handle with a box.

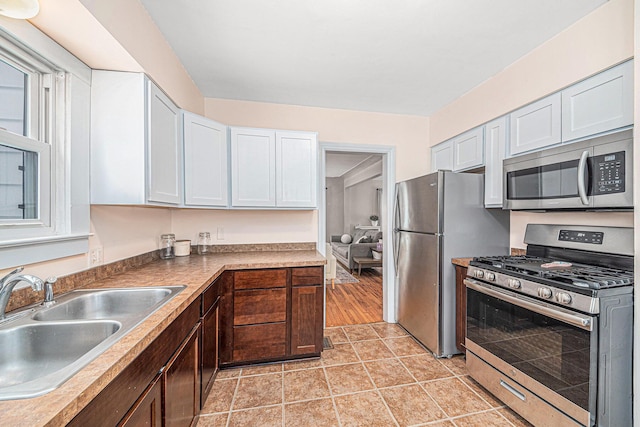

[43,277,57,304]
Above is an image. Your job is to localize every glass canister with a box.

[197,232,211,255]
[160,233,176,259]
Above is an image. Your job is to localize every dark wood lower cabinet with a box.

[455,265,468,354]
[119,374,162,427]
[290,285,323,355]
[164,326,200,427]
[69,300,200,427]
[220,266,325,366]
[69,265,324,424]
[200,301,219,406]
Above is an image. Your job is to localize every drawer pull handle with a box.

[500,379,526,401]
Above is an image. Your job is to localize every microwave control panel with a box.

[592,151,625,195]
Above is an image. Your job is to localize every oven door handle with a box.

[464,278,593,331]
[577,150,590,206]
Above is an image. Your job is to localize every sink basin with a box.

[0,321,121,388]
[33,288,175,321]
[0,285,185,400]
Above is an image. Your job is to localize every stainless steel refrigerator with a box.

[394,171,510,357]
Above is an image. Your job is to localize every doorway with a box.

[317,142,396,327]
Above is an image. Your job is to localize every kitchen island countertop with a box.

[0,250,325,427]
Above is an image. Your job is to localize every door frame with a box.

[317,142,396,324]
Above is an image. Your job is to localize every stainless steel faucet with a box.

[0,267,46,319]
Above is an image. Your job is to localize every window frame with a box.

[0,20,90,269]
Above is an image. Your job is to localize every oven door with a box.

[465,278,597,426]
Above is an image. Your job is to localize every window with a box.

[0,23,90,268]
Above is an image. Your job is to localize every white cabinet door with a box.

[509,93,561,156]
[483,116,507,208]
[562,61,633,142]
[91,71,146,204]
[276,131,317,207]
[431,141,453,171]
[231,127,276,207]
[183,112,228,207]
[452,127,484,171]
[147,82,182,205]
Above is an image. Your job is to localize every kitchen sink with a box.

[0,285,185,400]
[32,287,176,321]
[0,321,121,388]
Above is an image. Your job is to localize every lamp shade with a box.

[0,0,39,19]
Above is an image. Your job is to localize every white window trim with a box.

[0,20,90,269]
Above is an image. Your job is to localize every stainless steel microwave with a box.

[503,129,633,210]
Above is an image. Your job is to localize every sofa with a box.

[330,229,382,273]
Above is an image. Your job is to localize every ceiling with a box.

[139,0,606,116]
[326,152,382,178]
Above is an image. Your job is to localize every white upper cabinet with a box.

[147,83,182,205]
[509,93,561,156]
[452,127,484,171]
[561,61,633,142]
[431,141,454,172]
[231,127,276,207]
[91,71,182,206]
[483,116,507,208]
[183,112,228,207]
[276,131,317,207]
[230,127,317,208]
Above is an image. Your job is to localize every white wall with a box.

[428,0,634,248]
[345,178,383,233]
[325,177,345,241]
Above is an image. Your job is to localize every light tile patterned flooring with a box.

[198,322,533,427]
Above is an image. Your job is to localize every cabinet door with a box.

[509,93,561,156]
[118,374,162,427]
[483,117,507,208]
[275,131,317,207]
[231,127,276,207]
[147,81,182,205]
[452,127,484,171]
[454,266,468,354]
[164,325,200,427]
[200,302,219,406]
[562,61,633,142]
[431,141,453,171]
[290,285,323,356]
[183,112,228,207]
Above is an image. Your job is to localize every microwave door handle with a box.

[577,150,590,205]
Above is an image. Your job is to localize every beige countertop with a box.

[0,250,325,427]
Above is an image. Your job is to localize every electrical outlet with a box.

[89,247,103,266]
[217,227,224,240]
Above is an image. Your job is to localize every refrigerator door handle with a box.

[393,188,401,275]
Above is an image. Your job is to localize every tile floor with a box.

[198,322,533,427]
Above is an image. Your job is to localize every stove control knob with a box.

[537,287,552,299]
[555,292,572,305]
[486,272,496,281]
[475,270,484,279]
[508,279,521,289]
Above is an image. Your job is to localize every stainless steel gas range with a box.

[464,224,633,427]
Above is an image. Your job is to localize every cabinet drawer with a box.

[234,289,287,325]
[201,279,220,316]
[291,266,323,286]
[234,269,287,290]
[233,323,286,361]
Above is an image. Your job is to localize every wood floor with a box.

[325,266,383,327]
